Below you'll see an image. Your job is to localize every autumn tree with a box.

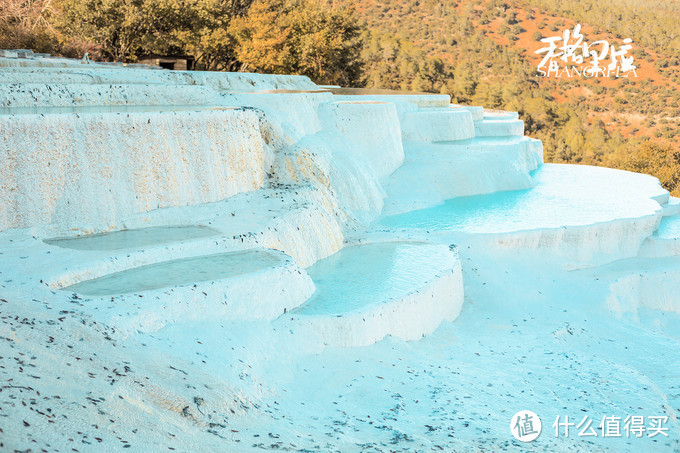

[229,0,363,85]
[53,0,180,61]
[157,0,254,71]
[52,0,252,68]
[0,0,58,52]
[606,140,680,196]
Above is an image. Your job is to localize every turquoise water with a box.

[45,226,219,251]
[379,164,664,234]
[63,249,281,296]
[294,242,448,316]
[655,216,680,238]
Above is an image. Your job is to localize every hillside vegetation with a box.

[346,0,680,195]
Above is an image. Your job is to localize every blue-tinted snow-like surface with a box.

[293,242,448,316]
[379,164,665,234]
[45,225,219,250]
[63,249,281,296]
[654,216,680,238]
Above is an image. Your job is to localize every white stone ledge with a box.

[474,118,525,137]
[278,242,464,347]
[74,249,316,336]
[0,108,267,232]
[401,109,475,142]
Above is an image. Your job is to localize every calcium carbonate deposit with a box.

[1,52,679,452]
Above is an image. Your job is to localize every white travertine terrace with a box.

[0,51,673,333]
[401,109,475,142]
[2,51,680,452]
[2,48,677,338]
[1,109,269,232]
[474,119,524,136]
[318,101,404,179]
[0,53,470,343]
[280,241,464,347]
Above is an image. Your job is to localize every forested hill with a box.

[341,0,680,195]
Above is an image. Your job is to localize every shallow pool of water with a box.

[655,216,680,238]
[45,225,219,251]
[378,164,664,234]
[294,242,448,316]
[63,249,281,296]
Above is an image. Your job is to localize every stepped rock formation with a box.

[1,52,679,452]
